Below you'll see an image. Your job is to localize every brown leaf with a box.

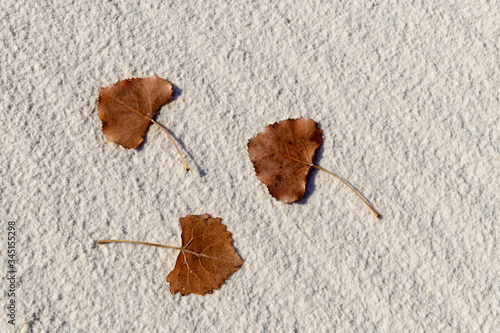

[248,118,323,203]
[247,118,381,217]
[166,214,243,296]
[97,76,173,149]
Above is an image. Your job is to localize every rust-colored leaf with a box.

[248,118,323,203]
[97,76,173,149]
[166,214,243,296]
[248,118,380,217]
[97,76,189,171]
[97,214,242,296]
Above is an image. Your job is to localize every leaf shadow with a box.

[162,129,206,177]
[170,83,183,102]
[134,84,206,176]
[296,130,382,218]
[137,128,205,176]
[296,142,324,205]
[136,135,149,151]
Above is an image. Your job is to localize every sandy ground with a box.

[1,1,499,332]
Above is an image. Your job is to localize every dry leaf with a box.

[248,118,380,217]
[248,118,323,203]
[97,76,172,149]
[97,214,242,296]
[97,76,189,171]
[166,214,243,295]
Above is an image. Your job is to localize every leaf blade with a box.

[97,76,173,149]
[166,214,242,296]
[248,118,323,202]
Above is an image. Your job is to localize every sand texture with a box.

[1,1,499,332]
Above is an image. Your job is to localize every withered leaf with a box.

[248,118,380,217]
[166,214,243,296]
[248,118,323,203]
[97,76,173,149]
[97,214,242,296]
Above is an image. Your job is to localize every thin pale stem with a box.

[110,95,190,172]
[311,164,380,218]
[150,119,190,172]
[17,313,34,333]
[97,239,182,251]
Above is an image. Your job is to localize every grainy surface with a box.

[1,1,499,332]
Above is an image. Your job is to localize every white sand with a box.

[1,1,499,332]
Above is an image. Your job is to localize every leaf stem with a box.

[17,313,34,333]
[311,164,380,218]
[150,119,190,172]
[97,239,182,251]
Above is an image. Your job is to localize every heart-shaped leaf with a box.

[97,76,189,171]
[97,214,242,296]
[248,118,380,217]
